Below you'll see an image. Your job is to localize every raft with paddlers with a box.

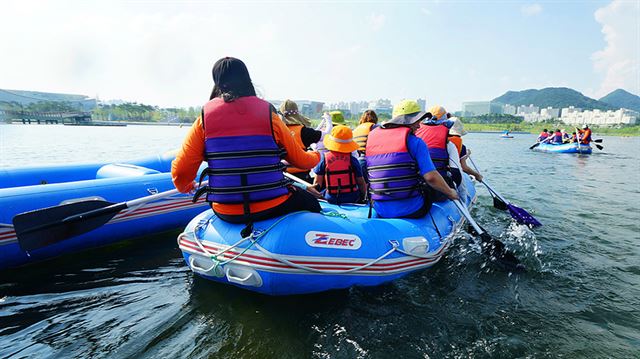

[0,152,209,270]
[178,174,480,295]
[532,142,593,154]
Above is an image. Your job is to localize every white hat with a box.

[448,117,467,136]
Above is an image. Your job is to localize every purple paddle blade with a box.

[507,204,542,227]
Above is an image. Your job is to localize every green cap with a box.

[330,111,345,124]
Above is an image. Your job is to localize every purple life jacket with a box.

[192,96,288,214]
[365,126,422,201]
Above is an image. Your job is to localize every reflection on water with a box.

[1,127,639,358]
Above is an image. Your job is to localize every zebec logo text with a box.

[305,231,362,250]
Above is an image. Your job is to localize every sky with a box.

[1,0,638,111]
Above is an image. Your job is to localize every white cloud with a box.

[521,3,543,16]
[592,0,640,97]
[421,8,432,16]
[367,13,386,31]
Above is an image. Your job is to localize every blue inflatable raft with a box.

[178,175,476,295]
[534,142,592,154]
[0,152,208,270]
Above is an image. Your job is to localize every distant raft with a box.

[533,142,592,154]
[0,152,208,270]
[178,175,477,296]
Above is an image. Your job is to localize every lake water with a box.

[1,124,639,358]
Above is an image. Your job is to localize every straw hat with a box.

[382,99,428,126]
[279,99,311,127]
[448,117,467,136]
[323,125,359,153]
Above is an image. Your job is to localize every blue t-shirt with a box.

[314,152,364,203]
[373,134,436,218]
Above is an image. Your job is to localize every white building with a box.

[561,108,639,125]
[540,107,561,119]
[503,104,516,115]
[517,104,539,115]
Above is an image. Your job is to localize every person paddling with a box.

[312,125,367,205]
[537,129,549,142]
[415,105,458,201]
[577,125,592,144]
[172,57,321,224]
[279,99,322,183]
[447,118,483,183]
[365,100,458,219]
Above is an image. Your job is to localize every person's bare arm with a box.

[423,170,459,200]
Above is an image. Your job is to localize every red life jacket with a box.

[324,151,357,195]
[193,96,288,215]
[552,131,563,143]
[415,123,449,176]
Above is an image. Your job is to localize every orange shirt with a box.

[285,124,308,174]
[171,112,320,215]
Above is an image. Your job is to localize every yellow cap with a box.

[428,105,447,120]
[383,99,427,126]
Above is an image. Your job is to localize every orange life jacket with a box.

[353,122,375,152]
[448,135,463,156]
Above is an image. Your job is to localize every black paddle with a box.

[452,199,525,272]
[13,188,181,252]
[529,142,541,150]
[468,157,542,227]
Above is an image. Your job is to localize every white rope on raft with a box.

[183,211,464,275]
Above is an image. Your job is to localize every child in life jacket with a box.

[312,125,367,204]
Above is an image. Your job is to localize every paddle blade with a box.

[479,233,525,273]
[507,204,542,227]
[593,139,603,143]
[492,196,508,211]
[529,143,540,150]
[13,200,117,251]
[594,144,604,150]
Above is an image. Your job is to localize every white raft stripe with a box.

[178,237,451,275]
[0,197,207,246]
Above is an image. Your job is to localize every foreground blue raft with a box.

[0,152,208,270]
[534,142,592,154]
[178,175,476,295]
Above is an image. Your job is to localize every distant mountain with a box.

[492,87,616,111]
[599,89,640,112]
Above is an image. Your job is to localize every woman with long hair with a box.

[172,57,321,224]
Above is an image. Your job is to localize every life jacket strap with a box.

[201,163,286,176]
[367,163,416,171]
[370,185,420,195]
[205,148,287,160]
[368,174,419,183]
